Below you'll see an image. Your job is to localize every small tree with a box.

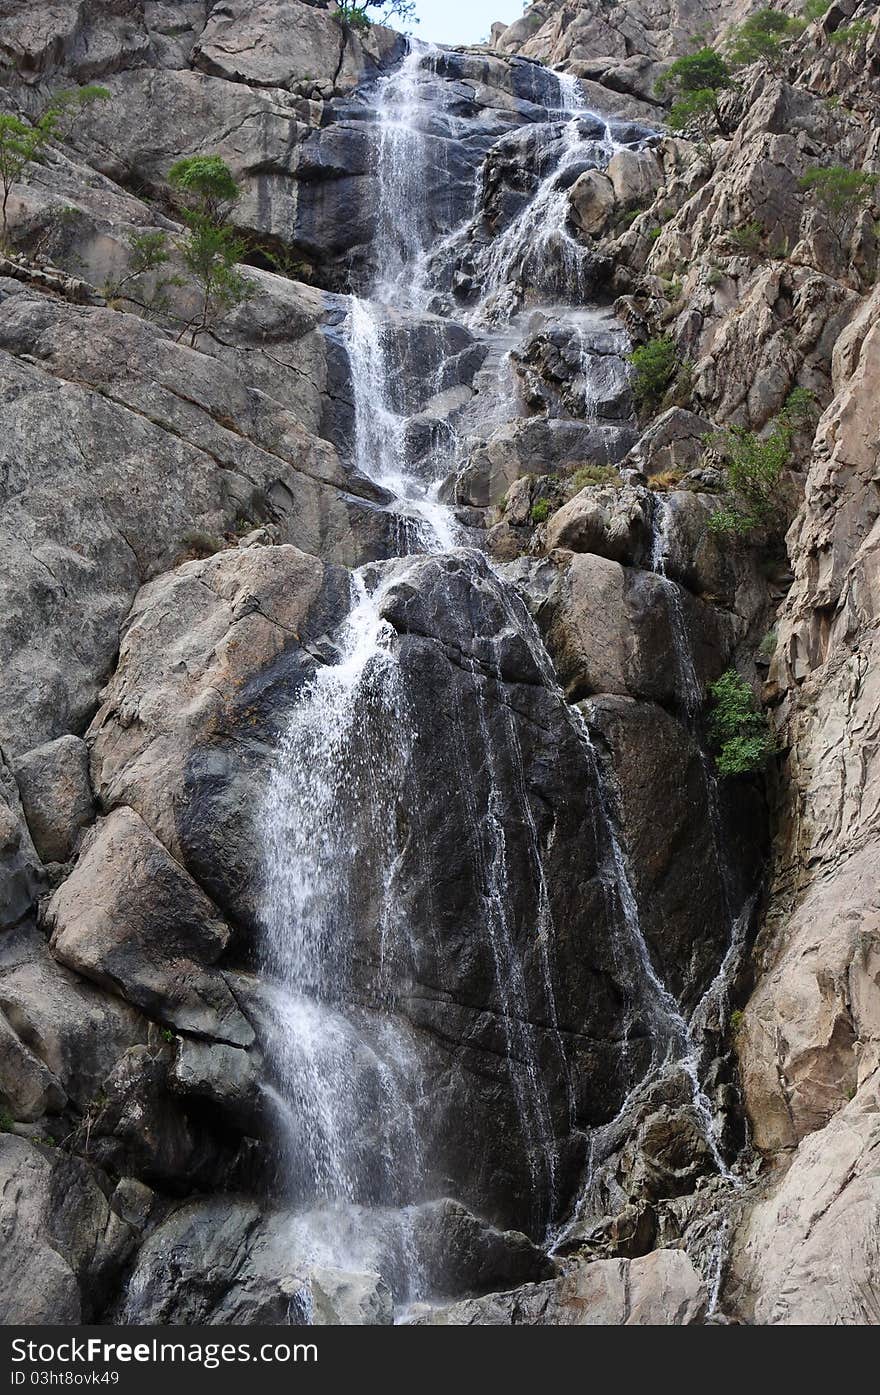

[104,229,183,317]
[168,154,239,226]
[799,164,880,220]
[0,85,108,247]
[167,155,251,346]
[708,669,774,776]
[708,390,815,537]
[336,1,418,32]
[726,10,804,70]
[655,48,733,138]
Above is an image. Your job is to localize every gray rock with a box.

[544,483,652,564]
[0,757,43,930]
[13,735,94,864]
[47,806,253,1046]
[0,1136,136,1323]
[0,920,147,1120]
[413,1248,706,1325]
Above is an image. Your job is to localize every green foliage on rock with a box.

[168,154,240,225]
[656,48,732,96]
[801,0,828,19]
[165,155,252,346]
[629,336,692,412]
[829,19,873,48]
[656,48,732,138]
[727,218,765,255]
[799,164,880,222]
[0,84,109,245]
[530,498,551,524]
[708,389,815,538]
[568,464,621,493]
[708,669,774,776]
[726,9,804,69]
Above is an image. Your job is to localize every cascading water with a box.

[258,37,748,1314]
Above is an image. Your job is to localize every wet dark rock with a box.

[0,1135,137,1323]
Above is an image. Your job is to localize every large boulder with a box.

[47,806,253,1045]
[13,735,94,866]
[118,1194,552,1323]
[192,1,402,99]
[0,920,146,1123]
[414,1248,706,1324]
[730,1074,880,1324]
[544,483,652,564]
[0,1136,136,1323]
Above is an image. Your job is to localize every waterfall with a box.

[257,37,742,1312]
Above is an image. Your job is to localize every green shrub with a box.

[802,0,827,20]
[181,528,225,557]
[726,10,804,70]
[727,219,765,255]
[105,228,182,316]
[530,498,552,524]
[730,1008,745,1031]
[336,1,417,31]
[167,155,252,346]
[799,165,880,225]
[708,669,774,776]
[758,627,778,660]
[829,19,873,47]
[629,335,693,412]
[655,48,732,96]
[707,390,815,538]
[568,464,621,493]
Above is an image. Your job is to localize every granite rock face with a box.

[1,0,879,1329]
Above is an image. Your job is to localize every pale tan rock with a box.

[417,1248,706,1324]
[544,483,651,564]
[569,170,615,237]
[88,544,326,856]
[730,1073,880,1324]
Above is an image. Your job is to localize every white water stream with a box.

[258,40,745,1308]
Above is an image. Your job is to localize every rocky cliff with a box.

[0,0,878,1326]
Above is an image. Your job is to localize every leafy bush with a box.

[167,155,252,346]
[799,165,880,223]
[0,84,109,245]
[530,498,552,524]
[655,48,732,96]
[708,390,815,537]
[726,10,804,69]
[727,219,765,255]
[181,528,225,557]
[802,0,828,18]
[336,1,417,31]
[628,335,693,412]
[105,229,182,316]
[829,19,873,47]
[730,1008,745,1032]
[708,669,774,776]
